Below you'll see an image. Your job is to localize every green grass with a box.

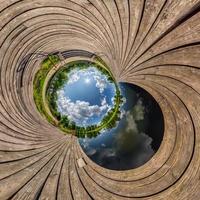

[33,57,123,138]
[33,55,60,125]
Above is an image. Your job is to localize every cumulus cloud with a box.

[116,100,154,167]
[94,75,108,93]
[124,99,145,132]
[120,109,126,119]
[67,66,110,94]
[67,70,80,84]
[101,143,106,147]
[87,148,97,156]
[56,66,116,126]
[122,97,126,104]
[133,99,145,121]
[133,133,154,167]
[57,90,109,125]
[101,148,116,158]
[79,98,155,170]
[125,112,138,132]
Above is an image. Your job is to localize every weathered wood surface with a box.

[0,0,200,199]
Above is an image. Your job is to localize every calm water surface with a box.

[79,82,164,170]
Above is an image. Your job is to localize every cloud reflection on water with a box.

[79,83,164,170]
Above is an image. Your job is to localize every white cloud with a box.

[66,67,111,95]
[79,98,155,170]
[126,111,138,132]
[87,148,97,156]
[133,133,154,166]
[122,97,126,104]
[101,97,107,106]
[124,99,145,130]
[55,66,116,126]
[99,148,116,158]
[94,75,108,93]
[57,90,109,125]
[120,108,126,119]
[101,143,106,147]
[68,70,80,84]
[133,99,145,121]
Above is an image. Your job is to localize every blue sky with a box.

[56,66,116,126]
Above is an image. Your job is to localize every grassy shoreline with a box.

[33,55,60,125]
[33,57,123,138]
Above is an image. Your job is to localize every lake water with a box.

[79,82,164,170]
